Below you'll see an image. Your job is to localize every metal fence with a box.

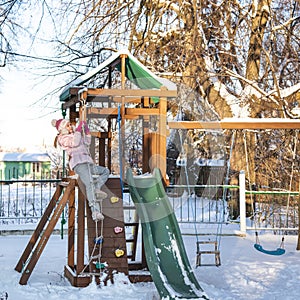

[0,177,234,227]
[1,176,298,234]
[0,179,61,225]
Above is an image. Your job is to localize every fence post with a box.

[239,170,246,234]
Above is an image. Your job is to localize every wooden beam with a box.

[158,95,167,179]
[88,96,142,104]
[62,88,177,110]
[87,88,177,98]
[90,132,112,139]
[168,119,300,130]
[125,108,160,116]
[87,107,160,118]
[87,107,119,116]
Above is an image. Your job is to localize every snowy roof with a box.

[60,49,177,101]
[0,152,50,162]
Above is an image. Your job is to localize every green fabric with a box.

[126,168,207,300]
[122,57,162,89]
[116,57,162,103]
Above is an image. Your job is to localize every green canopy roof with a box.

[60,49,176,102]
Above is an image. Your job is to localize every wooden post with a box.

[107,118,112,171]
[158,87,167,179]
[77,188,85,274]
[78,88,88,121]
[98,135,106,166]
[119,54,127,180]
[68,185,76,268]
[142,96,150,174]
[239,170,246,234]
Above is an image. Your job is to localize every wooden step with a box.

[196,241,221,267]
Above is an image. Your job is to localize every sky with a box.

[0,67,63,150]
[0,3,65,151]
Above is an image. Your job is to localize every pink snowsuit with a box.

[57,131,109,214]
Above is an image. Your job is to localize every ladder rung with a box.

[197,251,220,254]
[197,241,217,244]
[124,222,139,227]
[126,238,135,242]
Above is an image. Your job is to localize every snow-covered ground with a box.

[1,231,300,300]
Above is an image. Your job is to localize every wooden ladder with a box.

[15,179,76,285]
[196,241,221,267]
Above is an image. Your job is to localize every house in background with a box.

[0,152,51,180]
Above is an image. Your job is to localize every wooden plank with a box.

[104,177,122,190]
[101,238,128,248]
[77,187,85,275]
[87,107,119,117]
[87,88,177,98]
[90,132,112,139]
[67,186,76,268]
[158,96,167,179]
[168,119,300,130]
[63,88,176,110]
[87,95,142,103]
[84,102,163,119]
[125,108,160,116]
[128,273,152,283]
[64,265,91,287]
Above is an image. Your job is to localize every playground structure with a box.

[15,50,300,294]
[15,50,179,288]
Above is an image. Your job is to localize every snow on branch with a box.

[279,82,300,99]
[272,16,300,33]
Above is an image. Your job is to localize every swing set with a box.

[243,129,299,256]
[171,120,300,260]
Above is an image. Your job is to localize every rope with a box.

[117,105,124,198]
[215,129,236,250]
[178,129,200,244]
[284,130,299,230]
[243,130,256,231]
[78,97,105,278]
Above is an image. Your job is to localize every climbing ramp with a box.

[126,168,208,300]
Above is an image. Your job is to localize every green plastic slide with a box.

[126,168,208,299]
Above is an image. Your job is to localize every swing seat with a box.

[176,157,187,167]
[254,243,285,256]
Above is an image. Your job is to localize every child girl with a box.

[52,118,110,222]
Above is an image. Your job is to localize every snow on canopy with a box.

[59,49,177,102]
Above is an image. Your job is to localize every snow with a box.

[1,231,300,300]
[0,152,50,162]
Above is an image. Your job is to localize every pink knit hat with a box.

[51,119,69,132]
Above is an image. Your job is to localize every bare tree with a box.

[2,0,300,190]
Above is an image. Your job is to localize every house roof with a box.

[59,49,177,102]
[0,152,50,162]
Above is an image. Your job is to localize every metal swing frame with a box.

[244,129,299,256]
